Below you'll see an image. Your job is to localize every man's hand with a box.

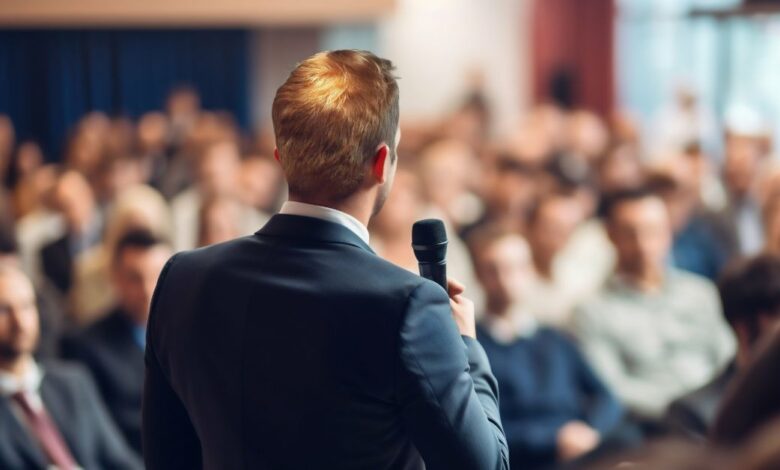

[556,421,600,462]
[447,278,476,338]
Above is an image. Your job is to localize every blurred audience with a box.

[573,189,735,424]
[71,184,172,324]
[63,229,172,455]
[469,226,625,469]
[1,80,779,467]
[171,140,268,251]
[0,264,140,469]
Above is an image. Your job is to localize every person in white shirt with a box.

[573,189,735,422]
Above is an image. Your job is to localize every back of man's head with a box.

[272,50,399,202]
[719,254,780,346]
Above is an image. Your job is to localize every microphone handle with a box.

[418,261,447,291]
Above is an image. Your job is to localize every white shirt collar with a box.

[280,201,370,245]
[0,361,44,397]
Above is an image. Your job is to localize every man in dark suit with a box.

[64,229,172,455]
[143,50,509,470]
[40,170,102,295]
[666,254,780,440]
[0,263,140,469]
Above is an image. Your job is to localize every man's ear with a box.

[372,144,389,183]
[274,148,281,163]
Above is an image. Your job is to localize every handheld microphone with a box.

[412,219,448,291]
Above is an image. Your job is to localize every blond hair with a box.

[272,50,399,201]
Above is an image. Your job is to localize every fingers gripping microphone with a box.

[412,219,448,291]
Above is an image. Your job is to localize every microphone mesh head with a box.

[412,219,448,263]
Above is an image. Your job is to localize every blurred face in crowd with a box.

[239,156,283,212]
[105,118,136,159]
[724,134,764,198]
[657,179,699,233]
[528,195,583,275]
[607,195,672,286]
[14,141,44,179]
[167,88,200,123]
[198,197,243,247]
[98,156,146,203]
[0,268,39,363]
[198,141,241,198]
[486,159,538,221]
[598,145,643,194]
[370,168,422,239]
[473,234,533,314]
[418,140,475,218]
[53,171,97,234]
[138,112,170,154]
[112,244,171,326]
[566,111,609,162]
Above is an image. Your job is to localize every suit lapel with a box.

[39,375,82,466]
[257,214,376,255]
[0,397,48,468]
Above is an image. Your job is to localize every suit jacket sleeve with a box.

[143,255,203,470]
[396,281,509,470]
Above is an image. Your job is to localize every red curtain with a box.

[531,0,615,117]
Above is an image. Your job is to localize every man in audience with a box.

[63,229,172,454]
[197,196,244,247]
[524,190,590,328]
[0,263,140,468]
[665,254,780,440]
[469,225,624,469]
[713,129,769,257]
[171,140,266,251]
[573,189,735,425]
[649,170,731,280]
[40,170,102,295]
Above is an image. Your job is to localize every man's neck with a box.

[618,267,665,293]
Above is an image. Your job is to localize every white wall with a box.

[250,0,532,137]
[377,0,531,137]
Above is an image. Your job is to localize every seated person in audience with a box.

[649,170,730,281]
[0,263,140,469]
[171,140,267,251]
[573,188,735,425]
[469,226,624,469]
[197,195,245,247]
[63,230,172,455]
[524,189,589,329]
[40,170,102,296]
[666,254,780,440]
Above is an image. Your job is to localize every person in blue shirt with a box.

[468,225,625,469]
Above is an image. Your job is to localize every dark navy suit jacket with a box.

[143,214,509,470]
